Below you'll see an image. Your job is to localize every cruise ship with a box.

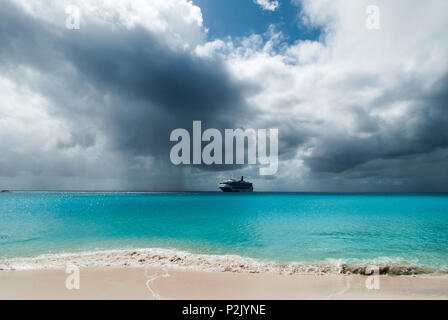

[219,176,253,192]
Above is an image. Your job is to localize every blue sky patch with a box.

[193,0,321,45]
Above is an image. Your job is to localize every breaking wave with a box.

[0,248,445,276]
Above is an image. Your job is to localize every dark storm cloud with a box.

[1,0,448,191]
[57,131,96,150]
[0,2,58,69]
[301,73,448,175]
[64,27,253,156]
[0,1,252,160]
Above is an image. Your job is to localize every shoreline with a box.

[0,267,447,300]
[1,249,447,299]
[0,248,444,276]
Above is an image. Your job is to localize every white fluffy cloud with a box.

[199,0,448,190]
[16,0,205,49]
[254,0,279,11]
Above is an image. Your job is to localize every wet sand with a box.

[0,267,447,300]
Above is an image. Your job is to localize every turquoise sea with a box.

[1,192,448,272]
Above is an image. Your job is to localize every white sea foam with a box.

[0,248,443,276]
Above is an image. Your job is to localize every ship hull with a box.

[219,186,253,192]
[219,177,253,192]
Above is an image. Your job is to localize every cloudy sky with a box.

[1,0,447,192]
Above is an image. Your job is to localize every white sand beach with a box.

[1,267,447,300]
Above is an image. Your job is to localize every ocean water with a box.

[1,192,448,273]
